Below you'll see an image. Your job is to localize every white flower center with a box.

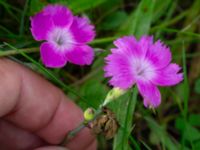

[48,27,74,52]
[131,58,155,81]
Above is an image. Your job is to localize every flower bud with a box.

[84,108,95,121]
[103,87,126,106]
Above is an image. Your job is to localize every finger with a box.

[34,146,68,150]
[86,139,97,150]
[65,127,96,150]
[0,119,45,150]
[0,58,96,149]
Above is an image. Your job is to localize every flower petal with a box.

[137,81,161,108]
[113,36,146,58]
[70,16,95,43]
[40,42,67,68]
[104,53,135,89]
[43,4,73,27]
[138,35,153,56]
[30,12,53,41]
[66,45,94,65]
[146,40,171,69]
[152,63,183,86]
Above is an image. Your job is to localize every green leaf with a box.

[175,117,186,131]
[29,0,46,15]
[184,123,200,142]
[175,117,200,143]
[79,79,108,109]
[153,0,173,22]
[67,0,107,13]
[194,78,200,94]
[100,11,128,30]
[193,141,200,150]
[189,114,200,126]
[118,0,155,38]
[30,0,106,14]
[129,136,141,150]
[112,87,138,150]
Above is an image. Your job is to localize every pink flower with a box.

[30,4,95,68]
[104,35,183,108]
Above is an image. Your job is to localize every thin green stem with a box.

[90,36,117,45]
[60,122,86,145]
[61,86,127,145]
[19,0,30,35]
[0,36,115,57]
[0,47,39,57]
[61,108,103,146]
[182,42,189,118]
[181,42,189,150]
[159,27,200,37]
[129,136,141,150]
[0,0,21,22]
[0,25,15,35]
[151,10,189,32]
[121,86,138,150]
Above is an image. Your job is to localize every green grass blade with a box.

[180,42,190,149]
[140,140,152,150]
[19,0,30,36]
[129,136,141,150]
[0,0,21,22]
[156,27,200,38]
[62,0,106,14]
[118,0,155,38]
[182,42,189,118]
[113,87,138,150]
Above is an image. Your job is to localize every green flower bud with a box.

[84,108,95,121]
[103,87,127,106]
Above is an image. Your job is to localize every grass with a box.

[0,0,200,149]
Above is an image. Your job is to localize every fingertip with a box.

[66,127,96,150]
[85,139,97,150]
[36,97,83,144]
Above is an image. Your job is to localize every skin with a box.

[0,58,96,150]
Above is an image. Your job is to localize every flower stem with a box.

[90,36,117,45]
[122,87,138,150]
[0,47,39,57]
[0,36,116,57]
[113,87,138,150]
[61,87,127,146]
[60,108,103,146]
[60,122,86,145]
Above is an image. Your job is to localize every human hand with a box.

[0,58,96,150]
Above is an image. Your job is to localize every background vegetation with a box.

[0,0,200,149]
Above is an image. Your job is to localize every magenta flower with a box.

[104,36,183,108]
[30,4,95,68]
